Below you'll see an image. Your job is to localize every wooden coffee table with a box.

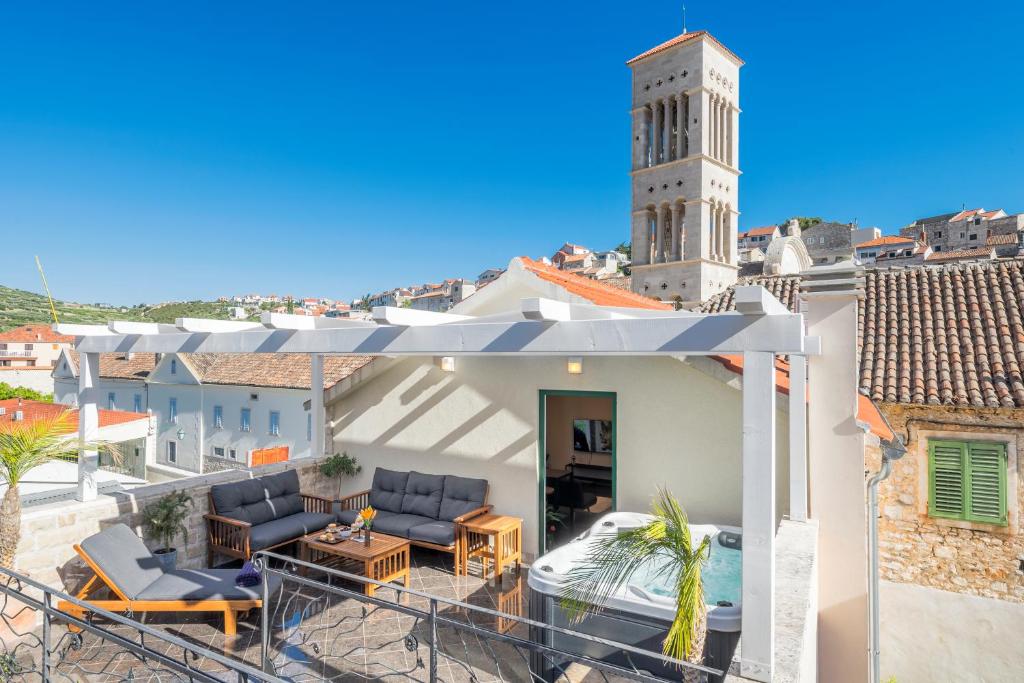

[299,530,411,597]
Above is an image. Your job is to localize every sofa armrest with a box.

[338,489,370,511]
[453,505,492,524]
[301,493,334,514]
[205,514,252,558]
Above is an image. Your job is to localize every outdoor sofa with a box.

[58,524,281,636]
[205,469,336,563]
[338,468,491,575]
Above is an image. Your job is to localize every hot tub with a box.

[528,512,741,681]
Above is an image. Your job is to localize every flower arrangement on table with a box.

[353,506,377,544]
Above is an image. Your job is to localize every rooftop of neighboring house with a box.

[0,398,148,432]
[950,208,1006,222]
[62,350,373,391]
[0,324,74,344]
[518,257,672,310]
[924,247,996,263]
[699,259,1024,408]
[986,233,1018,246]
[740,226,778,239]
[856,235,916,249]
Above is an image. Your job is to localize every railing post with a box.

[42,591,52,682]
[260,564,270,674]
[429,598,438,682]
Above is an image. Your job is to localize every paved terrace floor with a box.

[17,548,650,683]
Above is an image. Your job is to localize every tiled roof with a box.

[950,208,1002,223]
[986,233,1018,246]
[519,257,673,310]
[180,354,374,390]
[856,235,915,249]
[697,275,802,315]
[699,260,1024,408]
[744,226,778,237]
[66,351,159,380]
[626,30,744,66]
[924,247,995,263]
[0,324,73,343]
[0,399,147,433]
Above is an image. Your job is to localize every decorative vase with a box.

[154,548,177,571]
[363,529,371,546]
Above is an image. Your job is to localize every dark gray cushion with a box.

[368,468,409,514]
[370,513,434,539]
[401,471,444,519]
[137,568,283,601]
[210,470,304,525]
[408,521,456,547]
[336,508,360,526]
[80,523,165,600]
[248,512,335,551]
[439,475,488,522]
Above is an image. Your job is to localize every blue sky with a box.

[1,1,1021,305]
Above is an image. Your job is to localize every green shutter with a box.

[965,442,1007,525]
[929,441,966,519]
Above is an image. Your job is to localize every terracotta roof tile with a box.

[180,353,374,390]
[856,235,915,249]
[986,233,1018,246]
[924,247,995,262]
[520,257,672,310]
[0,324,73,343]
[66,351,159,380]
[744,226,778,237]
[698,260,1024,409]
[0,399,147,433]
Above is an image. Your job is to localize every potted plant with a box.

[141,491,193,570]
[559,488,711,681]
[320,452,361,515]
[0,411,116,569]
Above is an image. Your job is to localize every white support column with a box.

[310,353,325,459]
[720,100,728,161]
[655,206,666,264]
[675,93,686,159]
[789,354,808,522]
[662,98,672,163]
[76,351,100,502]
[652,101,662,165]
[727,103,735,166]
[741,350,777,682]
[708,95,717,160]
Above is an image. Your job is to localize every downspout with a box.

[864,400,906,683]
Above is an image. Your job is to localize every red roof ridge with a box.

[855,235,914,248]
[518,257,672,310]
[627,30,744,66]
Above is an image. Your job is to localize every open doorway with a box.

[539,390,616,554]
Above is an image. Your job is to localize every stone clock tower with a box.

[627,31,743,305]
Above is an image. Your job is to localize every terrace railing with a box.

[254,549,722,682]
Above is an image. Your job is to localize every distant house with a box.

[476,268,505,287]
[0,324,73,370]
[924,246,997,264]
[408,279,476,313]
[800,221,857,264]
[899,207,1023,257]
[53,350,371,475]
[854,235,918,264]
[551,242,591,268]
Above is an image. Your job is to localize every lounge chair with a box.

[56,524,280,636]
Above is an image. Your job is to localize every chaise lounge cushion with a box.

[368,468,409,513]
[408,520,456,547]
[80,523,167,600]
[248,511,337,551]
[137,568,283,602]
[439,475,488,522]
[210,470,305,525]
[369,512,435,538]
[401,471,445,519]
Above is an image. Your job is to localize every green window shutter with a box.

[929,441,966,519]
[965,442,1007,525]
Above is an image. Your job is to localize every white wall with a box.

[329,354,790,555]
[0,369,55,394]
[881,581,1024,682]
[204,384,314,464]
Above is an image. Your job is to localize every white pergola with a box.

[58,285,815,682]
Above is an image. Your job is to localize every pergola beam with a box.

[72,311,806,356]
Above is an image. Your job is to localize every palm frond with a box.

[0,412,120,487]
[557,486,711,661]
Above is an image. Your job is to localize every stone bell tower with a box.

[627,30,743,305]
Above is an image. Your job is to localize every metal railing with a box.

[254,549,721,682]
[0,567,283,682]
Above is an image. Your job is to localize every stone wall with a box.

[15,457,342,595]
[875,402,1024,602]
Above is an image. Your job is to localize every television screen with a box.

[572,418,612,453]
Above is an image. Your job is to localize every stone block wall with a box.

[14,456,342,596]
[875,403,1024,602]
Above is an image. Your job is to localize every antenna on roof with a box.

[682,4,687,33]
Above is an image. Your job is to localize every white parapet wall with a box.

[881,580,1024,682]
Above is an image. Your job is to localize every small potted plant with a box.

[320,452,362,514]
[141,491,193,570]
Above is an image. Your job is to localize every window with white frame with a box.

[213,405,223,428]
[213,446,225,458]
[169,398,177,424]
[240,408,251,432]
[167,441,176,463]
[269,411,280,436]
[107,392,116,410]
[133,394,142,413]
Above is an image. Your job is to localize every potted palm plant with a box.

[141,491,193,570]
[0,411,116,570]
[559,488,711,681]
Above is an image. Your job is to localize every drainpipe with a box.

[865,402,906,683]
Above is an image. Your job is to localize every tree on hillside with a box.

[0,383,51,403]
[784,216,823,231]
[615,241,631,259]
